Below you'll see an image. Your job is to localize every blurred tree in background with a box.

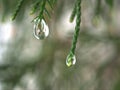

[0,0,120,90]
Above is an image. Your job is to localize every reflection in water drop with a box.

[66,53,76,67]
[33,18,49,40]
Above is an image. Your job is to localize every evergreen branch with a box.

[30,1,41,14]
[47,0,53,9]
[44,8,51,18]
[11,0,24,20]
[69,1,77,22]
[70,0,81,54]
[38,0,46,20]
[66,0,82,67]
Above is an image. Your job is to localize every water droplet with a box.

[66,53,76,67]
[33,18,49,40]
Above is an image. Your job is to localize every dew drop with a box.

[33,18,49,40]
[66,53,76,67]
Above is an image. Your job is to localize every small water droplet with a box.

[66,53,76,67]
[33,18,49,40]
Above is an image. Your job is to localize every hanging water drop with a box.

[33,18,49,40]
[66,53,76,67]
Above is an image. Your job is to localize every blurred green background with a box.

[0,0,120,90]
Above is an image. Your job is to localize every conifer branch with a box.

[11,0,24,20]
[70,0,81,54]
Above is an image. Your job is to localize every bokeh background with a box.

[0,0,120,90]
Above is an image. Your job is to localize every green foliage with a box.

[66,0,81,67]
[70,0,81,55]
[12,0,57,21]
[69,1,77,22]
[105,0,113,8]
[11,0,24,20]
[0,0,119,90]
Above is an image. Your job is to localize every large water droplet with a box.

[66,53,76,67]
[33,18,49,40]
